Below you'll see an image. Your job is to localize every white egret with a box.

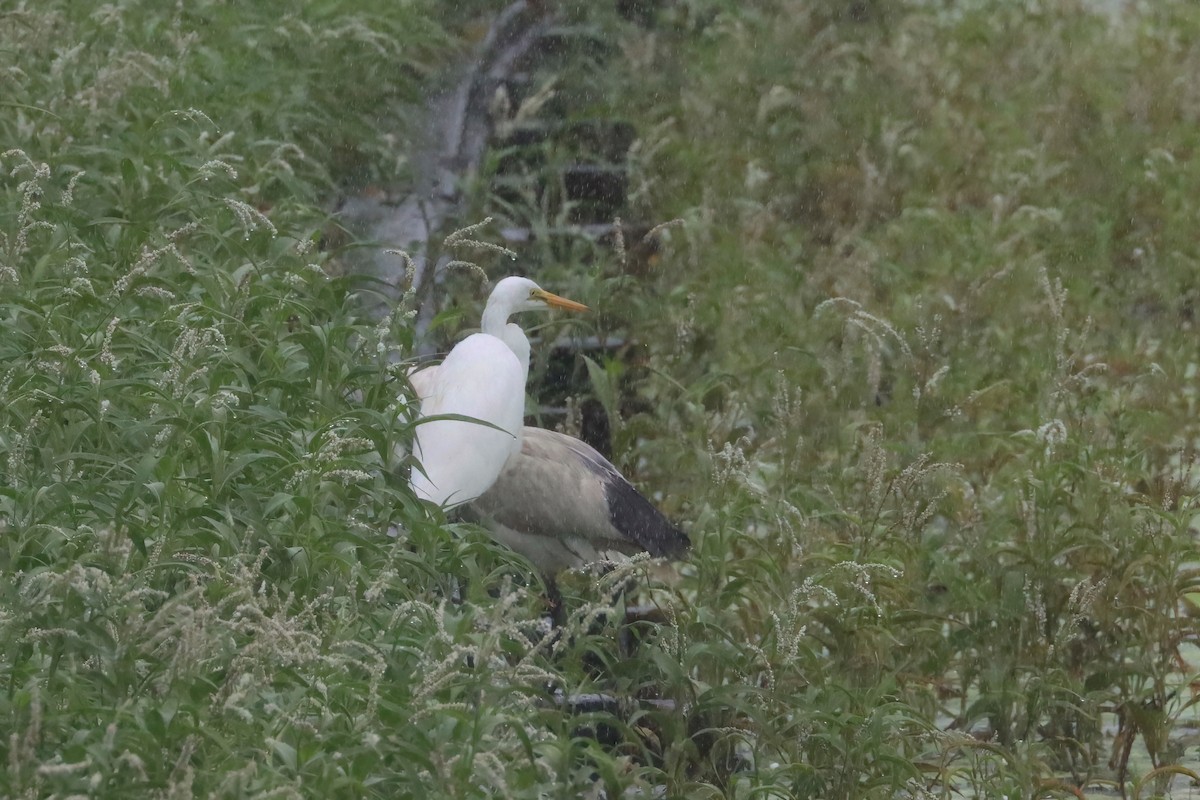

[408,276,588,507]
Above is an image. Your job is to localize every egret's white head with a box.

[481,276,588,336]
[490,276,589,315]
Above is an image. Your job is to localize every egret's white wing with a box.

[410,333,525,507]
[406,362,440,401]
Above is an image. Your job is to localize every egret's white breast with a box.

[410,333,526,507]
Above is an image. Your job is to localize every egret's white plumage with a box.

[408,276,587,508]
[409,332,526,506]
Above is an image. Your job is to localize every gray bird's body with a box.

[463,427,690,575]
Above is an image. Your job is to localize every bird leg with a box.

[544,575,567,628]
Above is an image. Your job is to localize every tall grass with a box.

[594,0,1200,795]
[0,2,580,797]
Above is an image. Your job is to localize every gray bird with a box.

[462,426,691,575]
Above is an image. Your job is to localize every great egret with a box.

[408,276,588,507]
[463,427,691,575]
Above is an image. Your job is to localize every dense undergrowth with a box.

[2,0,1199,798]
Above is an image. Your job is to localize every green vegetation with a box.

[2,0,1199,798]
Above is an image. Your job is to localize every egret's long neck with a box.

[499,323,531,377]
[480,302,509,339]
[482,301,531,376]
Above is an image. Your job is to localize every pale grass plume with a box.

[913,311,950,401]
[287,432,375,489]
[555,395,584,439]
[166,107,219,130]
[49,41,87,79]
[1161,449,1200,512]
[552,597,617,656]
[261,142,310,178]
[711,436,753,489]
[1037,263,1073,377]
[815,296,915,400]
[443,216,517,262]
[136,285,177,301]
[774,497,806,558]
[767,576,840,683]
[295,234,316,258]
[35,358,64,377]
[860,423,887,510]
[65,276,95,297]
[160,321,227,399]
[591,550,653,596]
[828,560,903,617]
[158,734,197,800]
[36,755,93,777]
[411,583,559,709]
[922,364,950,397]
[152,424,175,449]
[742,640,776,692]
[1056,576,1106,652]
[6,409,45,486]
[3,148,54,256]
[1017,482,1039,543]
[1025,582,1049,652]
[744,159,772,191]
[319,433,373,460]
[20,561,115,608]
[63,254,88,275]
[893,454,961,535]
[202,129,238,153]
[1035,418,1067,457]
[115,551,393,728]
[492,77,558,140]
[61,169,85,206]
[470,751,511,797]
[317,17,393,55]
[372,253,415,357]
[675,292,697,350]
[322,468,372,487]
[225,198,277,237]
[113,224,198,296]
[142,581,219,686]
[116,751,148,782]
[612,215,627,268]
[197,159,238,181]
[771,370,802,426]
[23,626,85,644]
[840,304,914,361]
[442,259,489,283]
[382,247,419,323]
[73,51,170,114]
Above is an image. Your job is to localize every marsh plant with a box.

[586,0,1200,794]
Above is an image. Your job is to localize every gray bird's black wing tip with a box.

[604,475,691,560]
